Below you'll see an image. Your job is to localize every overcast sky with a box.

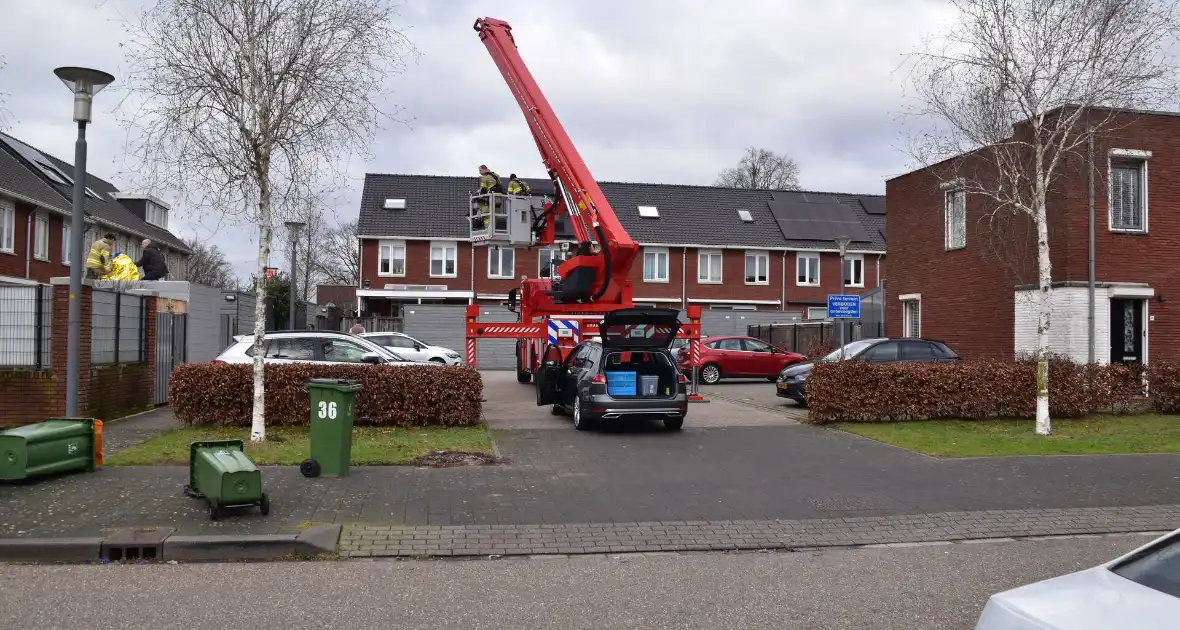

[0,0,956,279]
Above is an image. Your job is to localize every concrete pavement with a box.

[0,533,1157,629]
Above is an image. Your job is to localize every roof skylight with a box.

[637,205,659,218]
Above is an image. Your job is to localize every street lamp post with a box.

[834,235,851,361]
[54,66,114,417]
[284,221,306,329]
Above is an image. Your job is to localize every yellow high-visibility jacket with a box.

[507,178,530,195]
[479,171,501,193]
[85,239,112,276]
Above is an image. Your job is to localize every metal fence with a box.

[0,284,52,369]
[748,320,885,355]
[91,289,148,365]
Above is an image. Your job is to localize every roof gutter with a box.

[0,187,69,215]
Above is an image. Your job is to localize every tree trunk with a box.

[1035,197,1053,436]
[250,180,274,443]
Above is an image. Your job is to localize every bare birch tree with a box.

[120,0,415,441]
[0,55,11,130]
[715,147,802,190]
[908,0,1179,435]
[180,238,239,289]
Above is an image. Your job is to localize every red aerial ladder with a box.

[464,17,704,394]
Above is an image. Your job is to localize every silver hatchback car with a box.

[214,330,435,366]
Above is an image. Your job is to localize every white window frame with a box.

[62,223,72,264]
[643,247,669,283]
[944,188,966,250]
[429,240,458,278]
[796,252,819,286]
[698,249,722,284]
[33,213,49,261]
[538,246,569,279]
[843,254,864,288]
[377,239,405,277]
[744,249,769,285]
[0,199,13,254]
[146,202,169,229]
[1108,149,1150,233]
[806,306,829,320]
[899,293,921,338]
[487,246,515,279]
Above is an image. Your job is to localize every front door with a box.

[1110,298,1145,364]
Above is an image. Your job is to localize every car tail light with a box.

[677,373,688,384]
[591,375,606,384]
[212,360,225,365]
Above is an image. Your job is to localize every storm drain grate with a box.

[101,527,173,561]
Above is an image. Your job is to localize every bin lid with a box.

[306,378,363,391]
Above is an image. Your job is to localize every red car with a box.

[678,336,806,384]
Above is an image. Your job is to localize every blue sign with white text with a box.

[827,294,861,319]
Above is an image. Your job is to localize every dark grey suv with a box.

[535,308,688,431]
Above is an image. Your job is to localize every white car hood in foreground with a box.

[976,565,1180,630]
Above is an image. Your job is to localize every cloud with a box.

[0,0,956,280]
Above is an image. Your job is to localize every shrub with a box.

[804,355,1141,424]
[1148,362,1180,413]
[170,363,483,427]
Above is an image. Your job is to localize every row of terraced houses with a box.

[344,107,1179,369]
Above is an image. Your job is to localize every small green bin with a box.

[300,378,362,478]
[183,439,269,521]
[0,418,96,481]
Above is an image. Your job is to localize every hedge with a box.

[170,363,483,427]
[804,355,1143,424]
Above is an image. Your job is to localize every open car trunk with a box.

[602,350,680,399]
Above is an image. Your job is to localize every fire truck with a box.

[463,17,704,399]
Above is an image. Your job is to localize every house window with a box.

[944,189,966,250]
[146,202,169,229]
[643,247,669,283]
[33,213,49,261]
[429,241,457,278]
[62,224,72,264]
[1110,158,1147,232]
[0,199,13,253]
[377,240,405,277]
[698,249,722,283]
[843,254,864,288]
[902,299,921,338]
[807,306,829,320]
[538,247,569,279]
[488,247,515,279]
[796,253,819,286]
[744,250,769,285]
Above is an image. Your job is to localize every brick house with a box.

[0,132,190,287]
[354,174,886,320]
[885,107,1174,364]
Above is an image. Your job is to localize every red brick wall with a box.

[0,202,71,283]
[0,283,158,426]
[360,239,473,290]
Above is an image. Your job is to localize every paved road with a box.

[0,534,1155,629]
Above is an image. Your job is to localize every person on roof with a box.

[85,232,116,280]
[507,173,530,195]
[136,239,170,281]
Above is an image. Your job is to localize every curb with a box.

[0,525,341,564]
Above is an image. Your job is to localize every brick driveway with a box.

[699,379,808,421]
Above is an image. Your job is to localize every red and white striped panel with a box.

[466,338,477,366]
[476,324,539,335]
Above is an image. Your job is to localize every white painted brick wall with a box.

[1014,287,1109,363]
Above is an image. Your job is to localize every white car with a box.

[360,332,463,365]
[976,527,1180,629]
[214,330,433,366]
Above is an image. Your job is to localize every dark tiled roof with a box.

[0,148,69,213]
[0,133,190,253]
[357,173,885,251]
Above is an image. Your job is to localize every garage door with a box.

[402,303,518,370]
[700,310,802,338]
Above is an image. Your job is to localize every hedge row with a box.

[170,363,483,427]
[804,356,1147,424]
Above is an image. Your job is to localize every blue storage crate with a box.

[606,371,637,397]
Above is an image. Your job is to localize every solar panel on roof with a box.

[768,197,873,243]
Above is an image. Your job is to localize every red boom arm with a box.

[475,17,636,309]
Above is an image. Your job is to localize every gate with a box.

[155,312,188,404]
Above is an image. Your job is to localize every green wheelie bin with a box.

[300,378,362,478]
[183,439,269,521]
[0,418,97,481]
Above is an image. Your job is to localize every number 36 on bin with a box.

[317,401,338,419]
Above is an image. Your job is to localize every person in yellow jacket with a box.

[507,174,530,195]
[85,232,116,279]
[474,165,503,230]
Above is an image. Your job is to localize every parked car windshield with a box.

[819,339,879,362]
[1111,533,1180,599]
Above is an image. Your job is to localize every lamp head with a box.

[53,67,115,123]
[834,235,851,256]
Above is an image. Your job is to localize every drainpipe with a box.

[876,254,882,287]
[1088,126,1096,364]
[780,250,787,311]
[469,243,475,305]
[24,212,32,279]
[681,247,687,309]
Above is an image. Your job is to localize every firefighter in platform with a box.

[474,165,503,230]
[507,174,530,195]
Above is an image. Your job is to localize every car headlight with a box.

[792,373,808,382]
[445,352,460,359]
